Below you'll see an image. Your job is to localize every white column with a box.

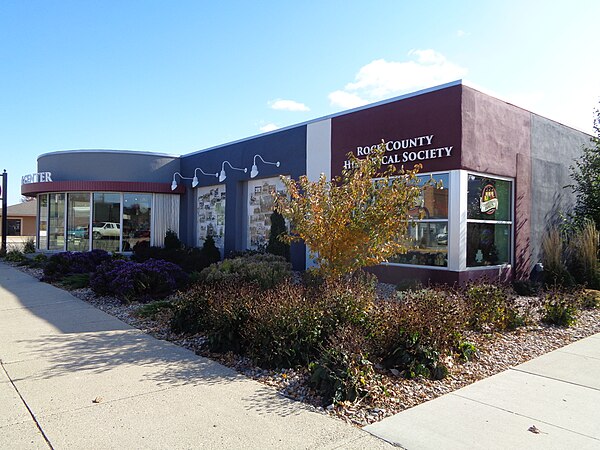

[448,170,467,272]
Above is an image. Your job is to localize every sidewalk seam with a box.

[450,391,600,442]
[0,360,54,449]
[510,367,600,392]
[553,349,600,362]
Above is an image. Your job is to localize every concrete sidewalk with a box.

[0,263,392,449]
[365,332,600,449]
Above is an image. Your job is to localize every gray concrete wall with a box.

[37,150,181,184]
[530,116,591,265]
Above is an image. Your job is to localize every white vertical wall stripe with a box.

[305,119,332,268]
[306,119,332,182]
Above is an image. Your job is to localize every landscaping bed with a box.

[8,259,600,427]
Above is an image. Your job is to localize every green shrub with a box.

[164,229,182,250]
[309,327,376,405]
[23,238,36,254]
[317,272,376,333]
[198,254,292,289]
[30,253,48,268]
[382,330,448,380]
[395,278,423,292]
[464,282,524,331]
[60,273,90,289]
[580,289,600,309]
[200,235,221,265]
[512,279,540,296]
[541,290,578,327]
[456,338,478,362]
[242,282,324,368]
[171,286,210,335]
[132,245,214,273]
[4,249,26,263]
[266,211,290,261]
[136,300,176,320]
[171,271,376,369]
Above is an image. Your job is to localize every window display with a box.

[390,173,449,267]
[466,175,512,267]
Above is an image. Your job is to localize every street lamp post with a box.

[1,170,7,254]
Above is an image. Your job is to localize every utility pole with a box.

[1,170,7,254]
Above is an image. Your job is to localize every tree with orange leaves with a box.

[274,141,426,278]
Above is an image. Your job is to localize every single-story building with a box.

[21,81,591,284]
[0,199,37,250]
[1,200,37,237]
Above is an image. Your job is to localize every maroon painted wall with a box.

[331,85,463,177]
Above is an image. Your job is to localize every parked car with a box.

[67,226,88,239]
[92,222,120,239]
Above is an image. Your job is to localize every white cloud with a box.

[259,123,279,133]
[268,99,310,112]
[456,30,469,38]
[327,90,368,109]
[329,50,468,108]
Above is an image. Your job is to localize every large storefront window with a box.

[66,193,91,251]
[389,173,449,267]
[38,194,48,249]
[466,175,512,267]
[92,193,121,252]
[36,191,155,252]
[48,193,65,250]
[196,185,226,254]
[123,193,151,251]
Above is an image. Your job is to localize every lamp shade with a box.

[192,176,199,188]
[250,164,259,178]
[219,170,226,182]
[171,180,177,191]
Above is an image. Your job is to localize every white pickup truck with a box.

[92,222,120,239]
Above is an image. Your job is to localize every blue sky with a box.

[1,0,599,205]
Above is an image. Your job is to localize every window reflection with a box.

[38,194,48,250]
[389,173,449,267]
[389,222,448,267]
[123,194,151,251]
[48,193,65,250]
[92,193,121,252]
[66,193,91,251]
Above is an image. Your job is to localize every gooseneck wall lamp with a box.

[171,172,193,191]
[219,161,247,182]
[250,154,280,178]
[192,167,219,188]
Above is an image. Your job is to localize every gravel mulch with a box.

[9,263,600,427]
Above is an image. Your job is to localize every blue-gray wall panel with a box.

[38,151,181,184]
[180,126,308,268]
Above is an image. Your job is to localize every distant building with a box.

[1,200,37,237]
[21,81,591,284]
